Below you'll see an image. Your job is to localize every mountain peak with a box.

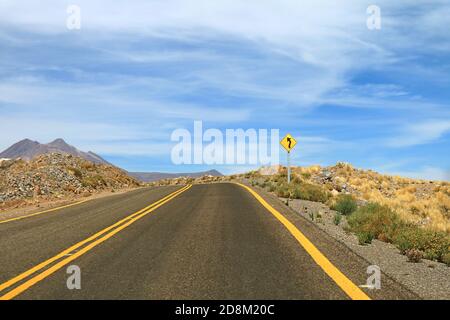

[17,138,39,145]
[47,138,69,146]
[205,169,223,176]
[0,138,109,165]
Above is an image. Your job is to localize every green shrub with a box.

[289,183,330,203]
[316,211,323,223]
[348,203,450,263]
[395,227,417,254]
[268,183,276,192]
[356,231,374,245]
[333,213,342,225]
[291,186,303,199]
[394,227,449,261]
[347,203,403,244]
[332,194,357,215]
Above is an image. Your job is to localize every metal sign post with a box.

[287,151,291,184]
[280,134,297,184]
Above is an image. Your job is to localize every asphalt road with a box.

[0,183,416,300]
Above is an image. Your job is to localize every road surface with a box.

[0,183,417,300]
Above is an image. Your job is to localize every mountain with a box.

[0,138,110,164]
[128,169,223,182]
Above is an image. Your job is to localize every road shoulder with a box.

[238,181,420,300]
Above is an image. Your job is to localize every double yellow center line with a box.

[0,184,191,300]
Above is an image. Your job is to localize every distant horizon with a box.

[1,136,449,182]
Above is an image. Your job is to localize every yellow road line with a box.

[0,185,189,294]
[0,185,191,299]
[0,199,91,225]
[236,183,371,301]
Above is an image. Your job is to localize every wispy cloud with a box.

[386,120,450,147]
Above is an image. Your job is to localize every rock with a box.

[331,189,340,197]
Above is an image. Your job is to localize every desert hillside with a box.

[247,163,450,232]
[290,163,450,233]
[0,153,140,210]
[240,163,450,266]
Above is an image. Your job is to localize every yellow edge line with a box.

[0,185,191,299]
[0,199,91,225]
[236,183,371,301]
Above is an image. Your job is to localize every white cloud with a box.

[1,1,448,115]
[386,120,450,147]
[0,0,386,108]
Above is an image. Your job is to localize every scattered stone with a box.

[0,153,140,210]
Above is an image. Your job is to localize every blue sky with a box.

[0,0,449,180]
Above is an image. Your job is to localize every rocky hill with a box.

[0,138,109,164]
[297,163,449,232]
[0,153,140,210]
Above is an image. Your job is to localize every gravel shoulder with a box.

[246,182,449,300]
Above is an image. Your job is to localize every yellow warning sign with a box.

[280,134,297,152]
